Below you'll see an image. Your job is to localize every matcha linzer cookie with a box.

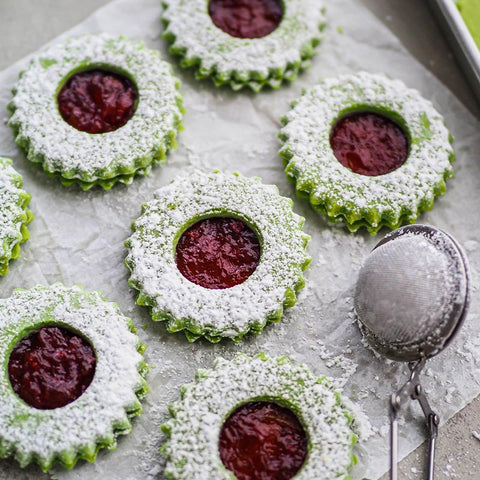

[0,157,33,275]
[8,33,184,190]
[162,353,357,479]
[0,284,148,471]
[279,72,455,234]
[162,0,326,91]
[125,170,311,342]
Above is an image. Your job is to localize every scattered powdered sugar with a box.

[279,72,455,232]
[311,340,358,389]
[0,157,32,269]
[162,0,325,86]
[125,170,311,342]
[0,284,147,470]
[162,353,356,479]
[8,33,183,184]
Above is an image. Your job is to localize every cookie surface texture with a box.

[161,0,326,91]
[0,157,33,275]
[279,72,455,234]
[8,33,184,190]
[0,284,148,471]
[125,170,311,343]
[161,353,357,479]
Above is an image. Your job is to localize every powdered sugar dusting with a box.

[279,72,455,233]
[8,34,183,185]
[0,157,32,273]
[125,170,311,341]
[162,0,325,89]
[0,284,147,470]
[162,353,356,479]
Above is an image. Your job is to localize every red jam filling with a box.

[58,69,137,134]
[330,112,409,176]
[209,0,283,39]
[8,326,96,410]
[176,217,261,290]
[219,401,308,480]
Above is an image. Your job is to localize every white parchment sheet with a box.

[0,0,479,479]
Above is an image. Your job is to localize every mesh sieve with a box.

[354,225,469,362]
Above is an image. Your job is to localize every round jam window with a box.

[58,68,138,134]
[8,325,96,410]
[219,401,308,480]
[330,111,409,176]
[208,0,284,39]
[176,217,261,290]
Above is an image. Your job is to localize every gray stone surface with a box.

[0,0,111,70]
[0,1,479,479]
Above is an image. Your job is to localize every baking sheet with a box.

[0,0,479,479]
[428,0,480,104]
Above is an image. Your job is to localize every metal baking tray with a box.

[429,0,480,103]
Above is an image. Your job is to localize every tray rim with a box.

[428,0,480,103]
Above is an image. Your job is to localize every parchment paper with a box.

[0,0,479,479]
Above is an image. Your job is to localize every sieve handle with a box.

[428,433,437,480]
[389,359,439,480]
[390,415,399,480]
[390,414,437,480]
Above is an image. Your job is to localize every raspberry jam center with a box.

[8,326,96,410]
[176,217,261,289]
[330,112,409,176]
[219,401,308,480]
[58,69,137,134]
[209,0,283,39]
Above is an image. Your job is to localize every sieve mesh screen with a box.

[354,226,468,358]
